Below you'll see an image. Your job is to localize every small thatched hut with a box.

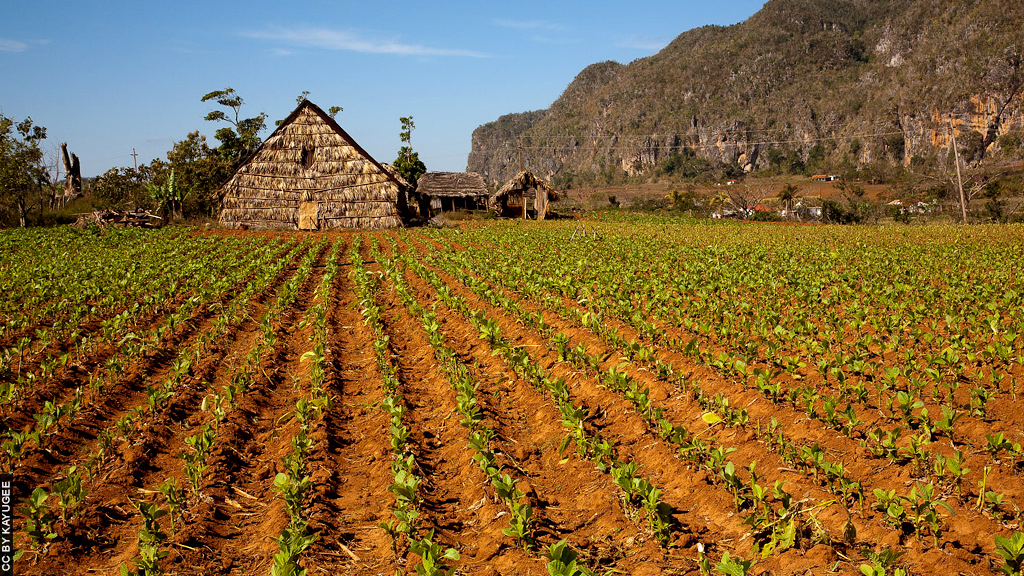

[490,170,559,220]
[413,172,489,217]
[219,100,407,230]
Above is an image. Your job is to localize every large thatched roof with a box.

[491,170,558,202]
[219,100,405,230]
[415,172,488,198]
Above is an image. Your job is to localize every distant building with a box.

[413,172,489,217]
[491,171,559,220]
[811,174,839,182]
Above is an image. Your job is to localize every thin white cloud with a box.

[492,19,564,32]
[0,38,29,52]
[618,35,670,52]
[240,26,488,58]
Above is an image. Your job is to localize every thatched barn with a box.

[219,100,407,230]
[490,170,559,220]
[382,163,413,191]
[413,172,488,217]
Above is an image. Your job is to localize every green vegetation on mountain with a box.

[469,0,1024,189]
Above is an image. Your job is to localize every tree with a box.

[726,179,774,219]
[58,142,83,209]
[982,181,1005,222]
[276,91,343,126]
[821,199,857,224]
[778,183,799,219]
[34,143,69,214]
[295,90,342,117]
[165,131,233,217]
[834,180,871,223]
[708,191,730,218]
[666,186,702,213]
[0,114,48,227]
[400,116,414,148]
[201,88,268,166]
[90,165,157,210]
[393,116,426,184]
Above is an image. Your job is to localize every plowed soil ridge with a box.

[303,239,403,575]
[9,225,1020,576]
[380,241,684,575]
[432,232,1018,563]
[2,238,293,440]
[23,241,319,575]
[402,231,1002,576]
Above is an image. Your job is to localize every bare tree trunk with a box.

[61,142,82,208]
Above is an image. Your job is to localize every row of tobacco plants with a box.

[406,219,1024,576]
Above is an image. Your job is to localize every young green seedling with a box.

[994,532,1024,576]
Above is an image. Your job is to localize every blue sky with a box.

[1,1,764,176]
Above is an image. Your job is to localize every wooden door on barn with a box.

[298,202,319,230]
[535,187,548,220]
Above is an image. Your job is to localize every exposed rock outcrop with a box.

[468,0,1024,186]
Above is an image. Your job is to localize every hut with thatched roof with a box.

[490,170,559,220]
[219,100,407,230]
[413,172,488,217]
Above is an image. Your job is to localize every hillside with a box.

[468,0,1024,187]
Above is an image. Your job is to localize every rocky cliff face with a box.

[468,0,1024,186]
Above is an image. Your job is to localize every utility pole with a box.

[131,148,138,171]
[949,120,967,224]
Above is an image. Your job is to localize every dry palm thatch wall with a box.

[219,100,405,230]
[490,170,559,220]
[382,163,413,191]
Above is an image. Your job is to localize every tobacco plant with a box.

[20,487,57,548]
[995,532,1024,576]
[120,501,169,576]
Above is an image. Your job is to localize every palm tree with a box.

[779,183,799,220]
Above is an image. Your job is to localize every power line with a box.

[79,153,134,162]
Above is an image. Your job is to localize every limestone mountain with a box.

[468,0,1024,187]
